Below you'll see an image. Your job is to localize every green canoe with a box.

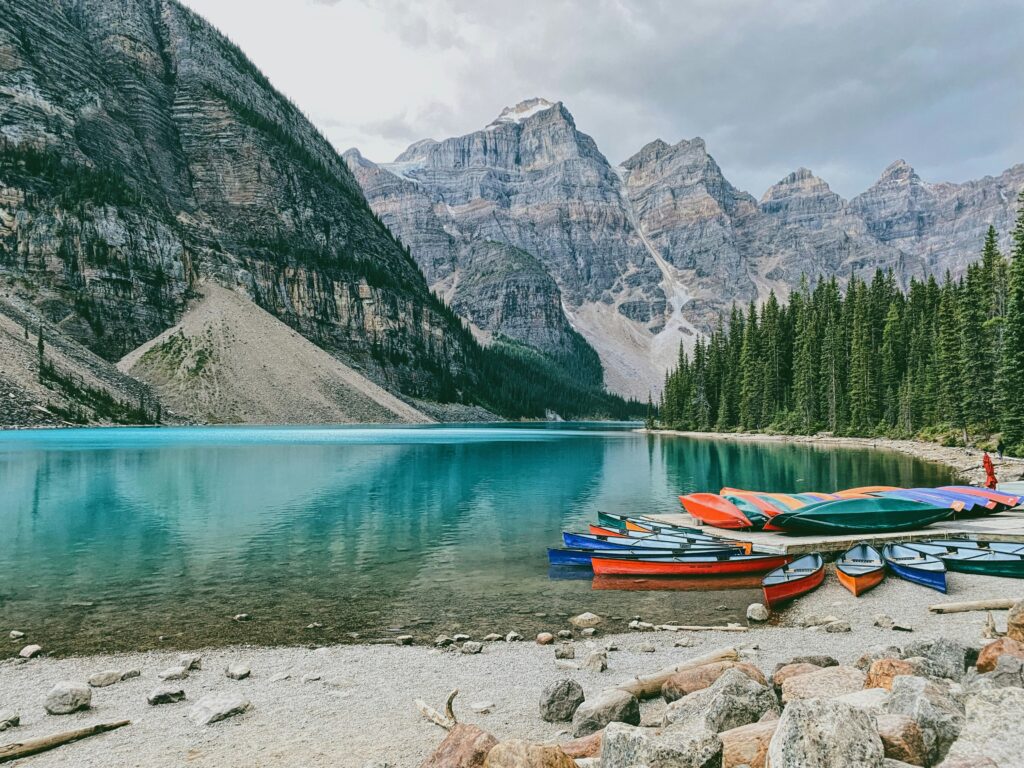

[769,497,953,535]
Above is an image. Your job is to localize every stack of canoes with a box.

[678,486,1021,534]
[548,513,794,576]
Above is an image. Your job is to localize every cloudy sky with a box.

[180,0,1023,198]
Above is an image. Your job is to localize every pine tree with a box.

[1000,191,1024,449]
[738,302,763,429]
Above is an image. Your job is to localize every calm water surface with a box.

[0,424,954,655]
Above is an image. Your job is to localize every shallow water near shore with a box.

[0,423,954,655]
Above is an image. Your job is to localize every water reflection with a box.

[0,426,952,654]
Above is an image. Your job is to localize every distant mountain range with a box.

[347,98,1024,398]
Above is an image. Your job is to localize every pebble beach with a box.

[2,567,1022,767]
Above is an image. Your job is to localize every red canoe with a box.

[679,494,752,529]
[762,554,825,607]
[591,552,791,576]
[939,486,1021,508]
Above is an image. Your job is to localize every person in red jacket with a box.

[983,451,998,490]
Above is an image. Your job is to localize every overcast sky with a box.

[180,0,1023,198]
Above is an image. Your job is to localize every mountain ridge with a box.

[350,98,1024,397]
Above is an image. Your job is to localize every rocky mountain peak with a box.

[486,97,559,128]
[760,167,836,204]
[875,159,921,186]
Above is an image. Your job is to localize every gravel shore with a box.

[3,568,1021,767]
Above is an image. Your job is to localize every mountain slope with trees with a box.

[657,193,1024,453]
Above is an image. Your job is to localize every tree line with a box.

[657,192,1024,453]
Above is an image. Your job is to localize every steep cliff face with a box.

[851,160,1024,272]
[0,0,478,402]
[351,99,1023,397]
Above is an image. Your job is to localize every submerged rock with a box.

[8,631,24,640]
[569,612,602,629]
[18,645,41,659]
[45,682,91,715]
[539,678,585,722]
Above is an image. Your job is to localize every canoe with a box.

[903,542,1024,578]
[597,512,706,535]
[914,488,995,514]
[883,544,947,592]
[590,551,791,576]
[922,538,1024,555]
[762,554,825,607]
[720,488,804,511]
[836,486,903,497]
[562,531,743,551]
[836,543,885,596]
[769,498,953,535]
[548,545,741,567]
[721,496,771,529]
[679,494,754,529]
[939,486,1022,509]
[589,524,626,536]
[872,489,965,514]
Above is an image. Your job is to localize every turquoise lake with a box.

[0,424,954,655]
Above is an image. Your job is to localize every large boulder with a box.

[720,719,776,768]
[786,654,839,668]
[767,699,885,768]
[781,665,866,703]
[600,721,722,768]
[662,661,767,703]
[903,639,974,681]
[483,740,575,768]
[834,688,891,714]
[1007,599,1024,642]
[420,724,498,768]
[867,659,919,691]
[771,663,820,695]
[662,668,778,732]
[885,675,964,766]
[539,679,585,722]
[875,714,927,767]
[558,730,602,759]
[938,687,1024,767]
[974,654,1024,689]
[44,682,91,715]
[571,689,639,737]
[976,637,1024,673]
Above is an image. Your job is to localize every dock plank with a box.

[647,510,1024,555]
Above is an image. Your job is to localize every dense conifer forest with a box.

[656,192,1024,453]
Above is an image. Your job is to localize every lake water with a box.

[0,424,954,655]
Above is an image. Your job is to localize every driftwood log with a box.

[0,720,130,764]
[613,646,739,700]
[929,598,1020,614]
[415,689,458,730]
[659,624,749,633]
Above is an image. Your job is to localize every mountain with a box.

[350,100,1024,398]
[0,2,639,425]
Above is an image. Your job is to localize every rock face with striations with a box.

[0,0,484,410]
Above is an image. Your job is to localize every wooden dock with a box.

[646,509,1024,556]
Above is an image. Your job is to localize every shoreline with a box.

[642,428,1024,486]
[3,571,1021,766]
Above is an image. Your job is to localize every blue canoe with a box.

[548,545,741,567]
[883,543,947,592]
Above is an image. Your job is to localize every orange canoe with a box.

[678,494,752,529]
[836,543,885,596]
